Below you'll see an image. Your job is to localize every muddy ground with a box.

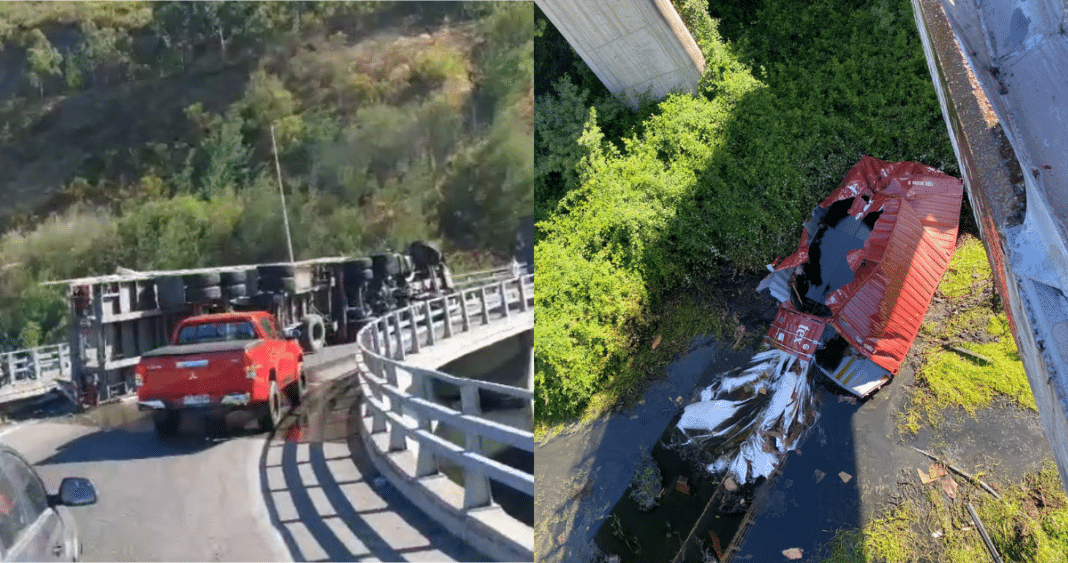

[535,267,1054,563]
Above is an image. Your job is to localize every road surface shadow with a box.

[259,374,490,562]
[34,401,265,465]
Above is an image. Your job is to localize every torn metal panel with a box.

[761,156,963,396]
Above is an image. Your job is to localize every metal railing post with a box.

[392,312,405,361]
[31,348,41,381]
[460,289,471,332]
[442,296,454,339]
[518,281,528,313]
[499,281,510,319]
[7,354,17,382]
[423,301,435,346]
[460,383,492,508]
[408,305,420,354]
[412,369,437,477]
[479,287,489,326]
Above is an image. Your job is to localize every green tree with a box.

[25,29,61,98]
[76,21,132,88]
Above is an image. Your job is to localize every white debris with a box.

[677,400,742,435]
[676,348,819,484]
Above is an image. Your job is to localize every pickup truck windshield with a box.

[176,321,257,345]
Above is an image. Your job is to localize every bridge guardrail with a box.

[0,343,71,385]
[357,272,534,500]
[355,269,534,560]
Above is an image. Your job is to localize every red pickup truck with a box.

[135,311,307,437]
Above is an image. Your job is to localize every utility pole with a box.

[270,124,296,264]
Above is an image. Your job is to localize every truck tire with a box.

[156,276,186,310]
[219,270,245,286]
[183,272,221,287]
[285,369,307,407]
[153,410,181,437]
[259,276,296,293]
[186,284,222,302]
[300,315,325,353]
[258,381,281,432]
[244,268,259,295]
[342,259,372,281]
[222,284,247,299]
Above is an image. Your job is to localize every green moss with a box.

[922,316,1034,414]
[821,504,917,563]
[938,235,991,299]
[819,462,1068,563]
[901,235,1033,433]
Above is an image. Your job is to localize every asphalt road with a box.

[0,344,444,562]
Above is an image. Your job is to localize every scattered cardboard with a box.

[839,471,853,483]
[652,335,662,350]
[783,547,804,560]
[918,463,947,485]
[723,476,738,492]
[941,476,958,499]
[814,469,826,483]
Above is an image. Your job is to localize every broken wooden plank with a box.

[943,343,992,364]
[911,446,1002,499]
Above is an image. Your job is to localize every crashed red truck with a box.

[757,155,964,397]
[677,157,963,483]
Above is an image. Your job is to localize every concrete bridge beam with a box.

[536,0,705,107]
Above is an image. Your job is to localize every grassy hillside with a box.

[0,1,532,350]
[533,0,956,428]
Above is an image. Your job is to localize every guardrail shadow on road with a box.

[259,375,489,562]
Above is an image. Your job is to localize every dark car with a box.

[0,444,97,562]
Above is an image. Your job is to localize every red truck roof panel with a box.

[771,156,963,375]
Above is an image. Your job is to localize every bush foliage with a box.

[0,1,532,351]
[534,0,957,425]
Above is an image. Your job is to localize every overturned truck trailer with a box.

[757,156,964,397]
[48,244,458,405]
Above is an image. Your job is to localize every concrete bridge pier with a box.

[535,0,705,106]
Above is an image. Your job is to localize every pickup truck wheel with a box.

[153,410,181,437]
[258,382,281,432]
[285,370,307,407]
